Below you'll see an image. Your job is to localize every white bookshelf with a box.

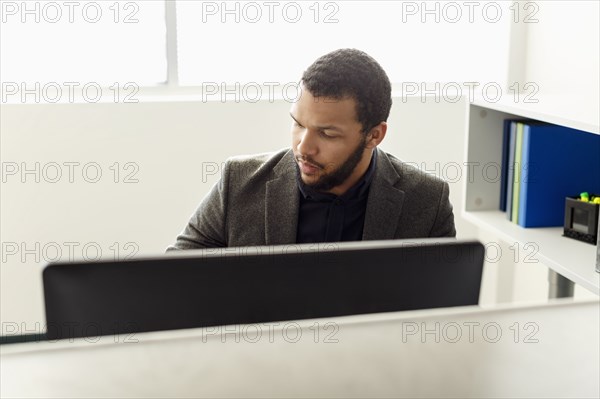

[463,96,600,295]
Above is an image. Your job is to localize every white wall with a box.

[524,1,599,98]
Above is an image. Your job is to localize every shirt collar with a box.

[296,149,378,202]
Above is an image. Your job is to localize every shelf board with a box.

[463,210,599,295]
[472,96,600,135]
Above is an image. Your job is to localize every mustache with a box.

[296,156,324,170]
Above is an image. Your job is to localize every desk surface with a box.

[2,299,599,398]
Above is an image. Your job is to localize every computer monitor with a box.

[43,239,485,340]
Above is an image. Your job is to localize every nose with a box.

[296,129,318,157]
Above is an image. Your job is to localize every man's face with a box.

[290,88,368,193]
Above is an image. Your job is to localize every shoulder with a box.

[224,148,294,183]
[378,149,448,192]
[227,148,289,167]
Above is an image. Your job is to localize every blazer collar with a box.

[362,148,406,241]
[265,149,299,245]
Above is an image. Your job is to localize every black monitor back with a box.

[43,239,485,340]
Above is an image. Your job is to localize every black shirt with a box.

[296,150,378,243]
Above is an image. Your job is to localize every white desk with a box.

[2,299,599,398]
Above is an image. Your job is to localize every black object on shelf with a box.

[563,195,599,245]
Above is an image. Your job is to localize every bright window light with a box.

[176,1,512,87]
[0,0,167,86]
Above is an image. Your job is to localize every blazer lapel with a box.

[265,150,299,245]
[362,148,406,241]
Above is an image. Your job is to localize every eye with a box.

[293,121,304,128]
[320,130,334,138]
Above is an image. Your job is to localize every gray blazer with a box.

[167,148,455,250]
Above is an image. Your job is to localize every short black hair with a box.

[301,48,392,134]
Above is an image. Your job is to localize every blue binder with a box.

[517,123,600,227]
[499,119,512,211]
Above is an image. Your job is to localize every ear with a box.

[365,122,387,149]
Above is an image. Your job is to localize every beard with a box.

[297,135,368,192]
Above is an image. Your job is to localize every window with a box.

[1,0,514,92]
[0,0,167,86]
[176,1,512,87]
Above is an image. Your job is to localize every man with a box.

[167,49,455,250]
